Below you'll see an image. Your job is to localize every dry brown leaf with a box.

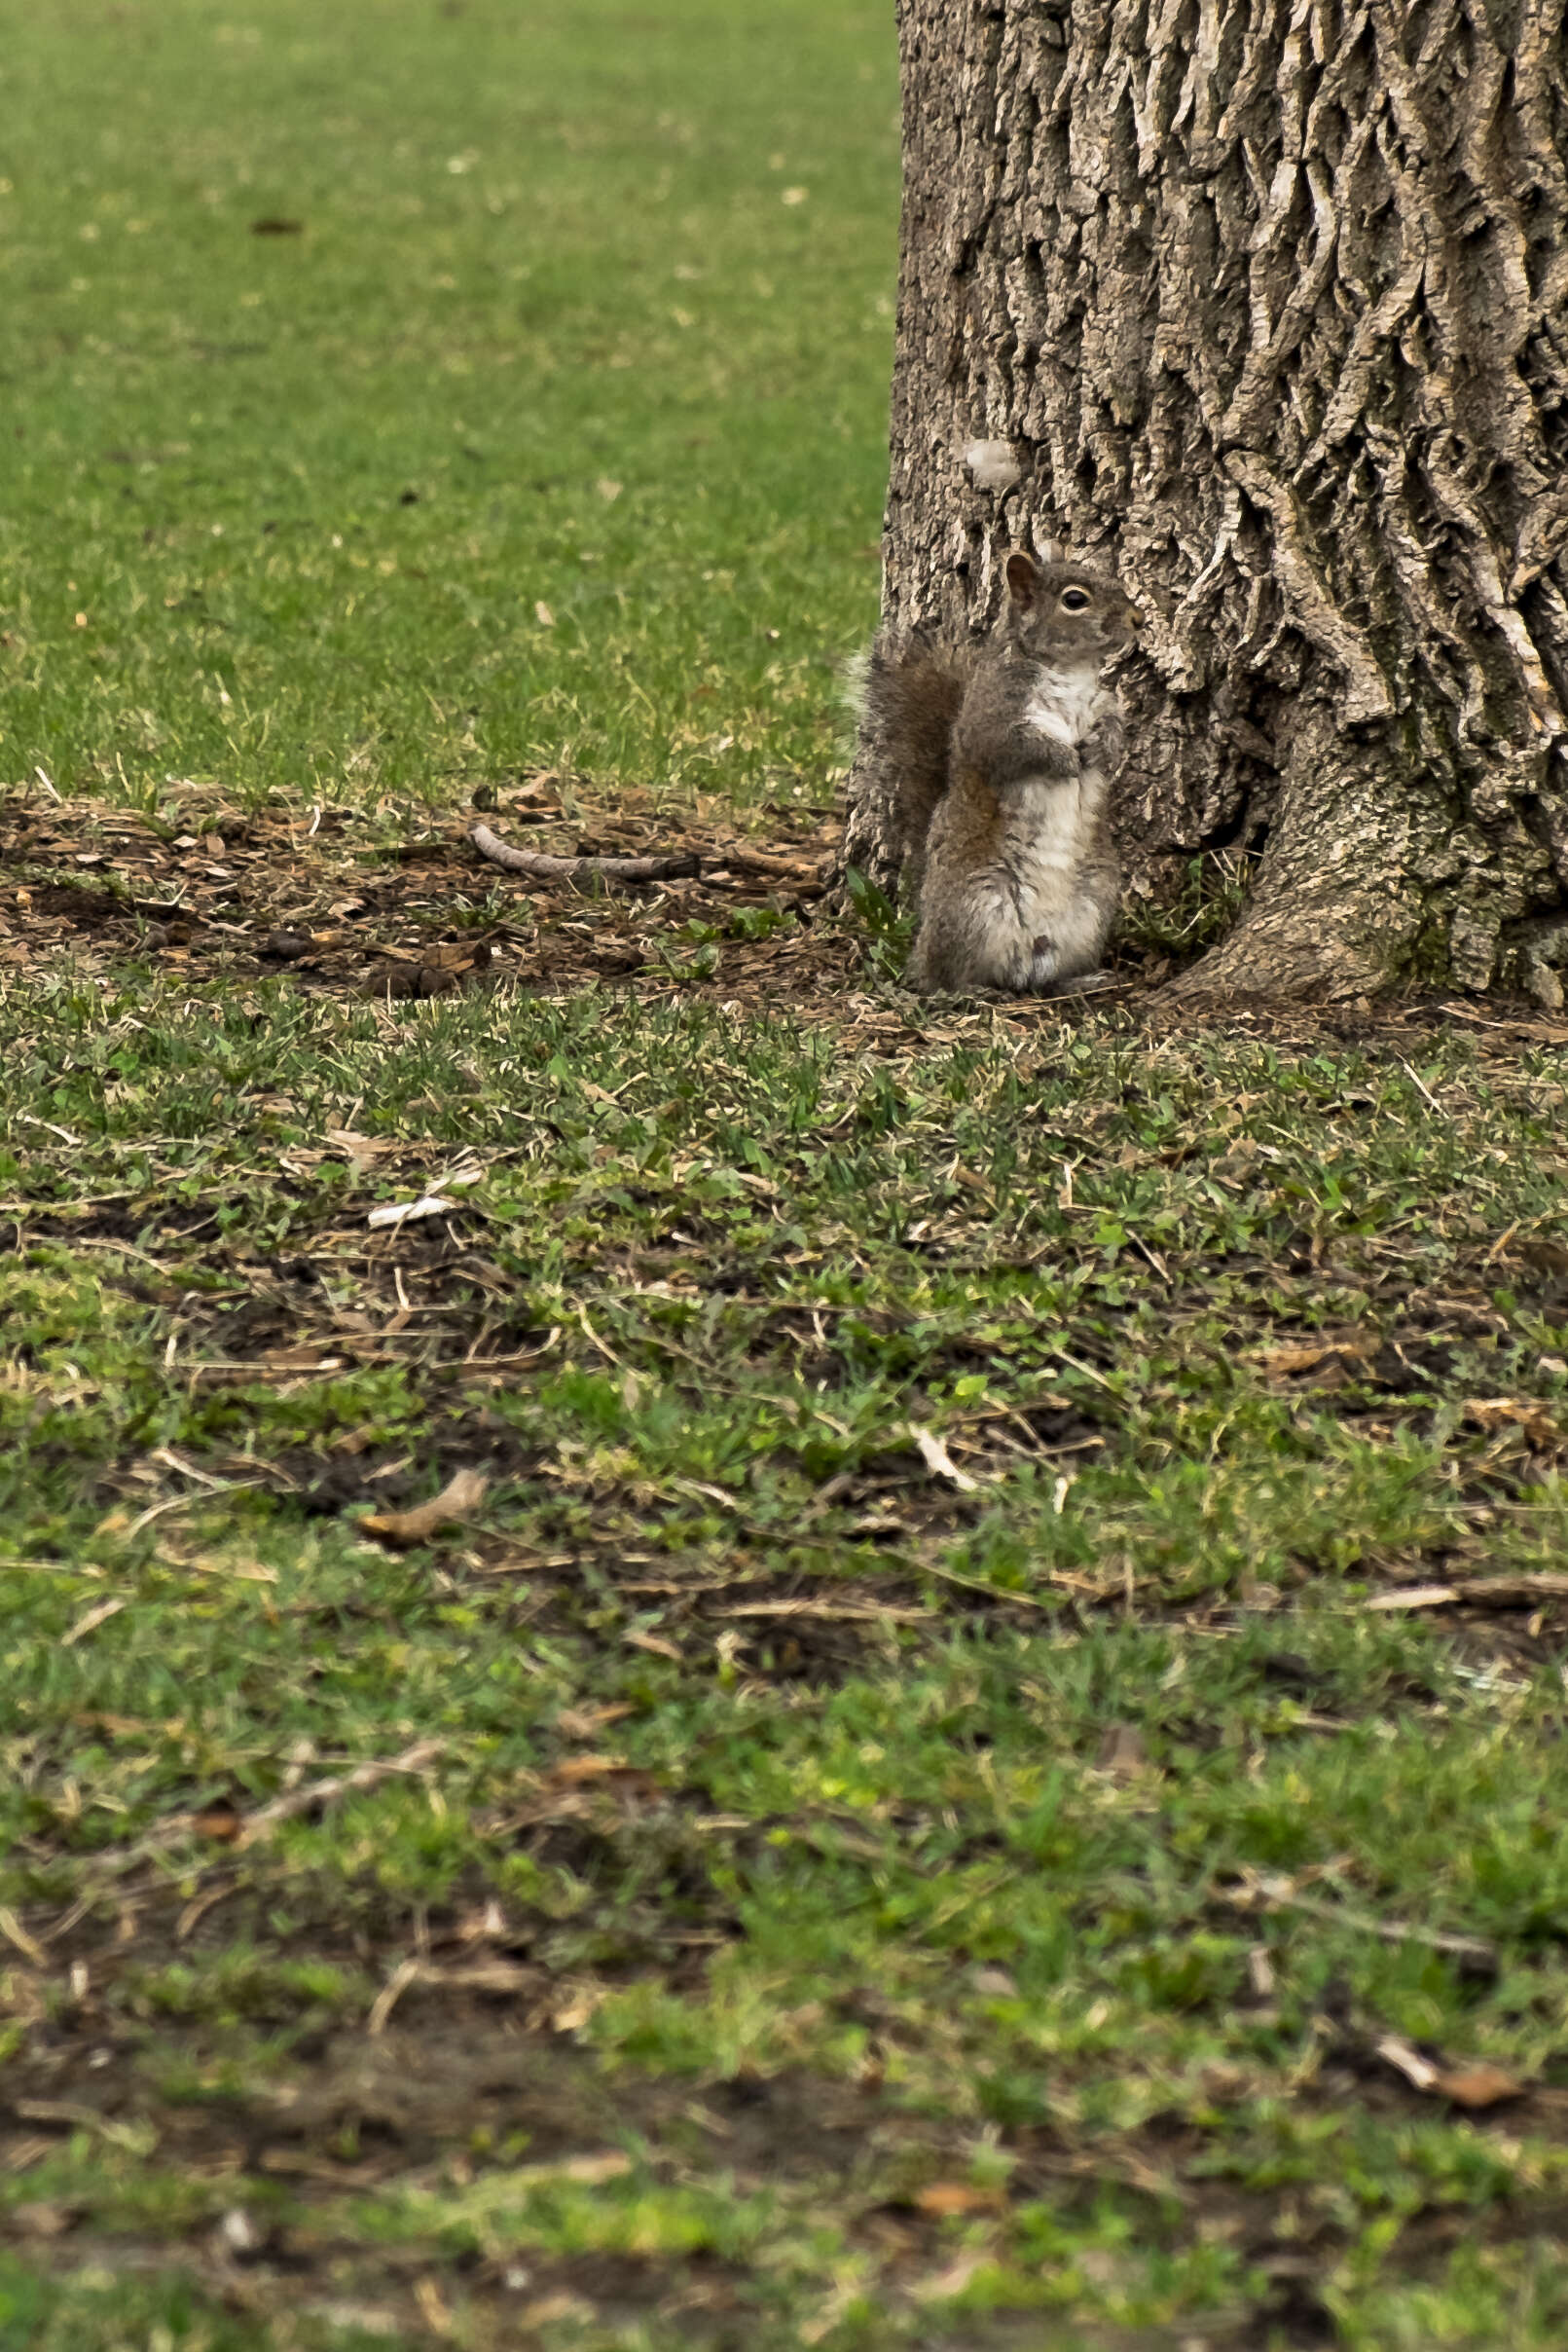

[1463,1397,1559,1447]
[556,1703,635,1740]
[1095,1723,1155,1781]
[1440,2063,1527,2109]
[548,1754,632,1785]
[1364,1584,1462,1612]
[968,1963,1018,1998]
[361,1467,488,1545]
[414,2277,454,2337]
[550,1986,608,2035]
[1377,2036,1525,2106]
[365,1192,457,1231]
[1253,1338,1372,1378]
[911,2253,989,2303]
[555,2150,631,2184]
[191,1802,243,1844]
[11,2201,78,2239]
[519,2297,593,2330]
[1375,2035,1442,2091]
[913,2182,1005,2218]
[624,1628,682,1660]
[326,1127,395,1171]
[0,1905,48,1966]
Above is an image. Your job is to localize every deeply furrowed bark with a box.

[844,0,1568,1002]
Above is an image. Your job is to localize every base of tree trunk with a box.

[843,0,1568,1001]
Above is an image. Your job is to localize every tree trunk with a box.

[843,0,1568,1003]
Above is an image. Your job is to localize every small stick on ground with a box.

[710,847,825,884]
[235,1738,446,1846]
[56,1737,449,1904]
[1218,1870,1498,1970]
[469,823,700,883]
[1366,1573,1568,1612]
[367,1955,535,2037]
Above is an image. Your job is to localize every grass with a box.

[5,6,1568,2350]
[0,0,893,814]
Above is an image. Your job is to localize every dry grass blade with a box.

[0,1906,48,1966]
[61,1596,127,1648]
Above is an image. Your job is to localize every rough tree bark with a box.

[843,0,1568,1002]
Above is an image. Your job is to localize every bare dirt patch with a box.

[1,781,847,1008]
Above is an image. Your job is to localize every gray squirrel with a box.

[856,551,1140,995]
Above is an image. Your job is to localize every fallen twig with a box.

[1375,2035,1524,2108]
[368,1954,534,2037]
[709,846,823,884]
[469,823,700,883]
[235,1738,447,1846]
[1366,1573,1568,1612]
[65,1736,448,1895]
[15,2099,155,2153]
[908,1422,982,1494]
[719,1598,935,1624]
[1217,1870,1497,1969]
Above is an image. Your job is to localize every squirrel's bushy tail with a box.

[852,633,973,898]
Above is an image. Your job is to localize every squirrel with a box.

[857,550,1141,995]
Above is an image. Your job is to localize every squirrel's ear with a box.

[1004,551,1039,610]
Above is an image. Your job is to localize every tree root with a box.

[1163,884,1405,1003]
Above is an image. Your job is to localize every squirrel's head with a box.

[1002,551,1141,664]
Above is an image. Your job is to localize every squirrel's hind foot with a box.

[1043,967,1114,998]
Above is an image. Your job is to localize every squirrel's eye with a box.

[1060,588,1090,611]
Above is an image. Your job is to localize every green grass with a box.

[0,0,894,813]
[6,6,1568,2350]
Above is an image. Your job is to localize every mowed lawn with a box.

[5,7,1568,2350]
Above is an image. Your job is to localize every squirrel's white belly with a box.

[1022,664,1110,749]
[971,771,1110,988]
[1008,778,1098,917]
